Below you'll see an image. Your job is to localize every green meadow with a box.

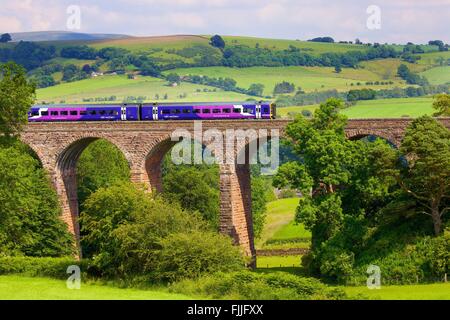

[0,275,192,300]
[342,283,450,300]
[341,97,434,118]
[420,66,450,85]
[36,74,253,104]
[166,65,405,95]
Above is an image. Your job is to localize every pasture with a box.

[343,283,450,300]
[36,74,253,104]
[0,275,192,300]
[420,66,450,85]
[340,97,434,118]
[167,66,405,95]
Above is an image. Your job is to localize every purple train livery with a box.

[27,102,276,122]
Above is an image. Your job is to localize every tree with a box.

[166,73,181,84]
[272,98,396,273]
[397,116,450,235]
[247,83,264,96]
[0,33,12,43]
[210,35,225,49]
[273,81,295,95]
[0,142,73,256]
[0,62,35,136]
[432,93,450,116]
[334,65,342,73]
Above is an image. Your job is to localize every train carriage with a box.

[28,102,275,122]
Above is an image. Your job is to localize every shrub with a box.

[169,271,347,300]
[80,182,245,281]
[0,256,88,279]
[154,231,245,281]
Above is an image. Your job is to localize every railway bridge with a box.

[20,118,450,260]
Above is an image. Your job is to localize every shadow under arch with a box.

[348,133,398,149]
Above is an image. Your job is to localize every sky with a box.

[0,0,449,44]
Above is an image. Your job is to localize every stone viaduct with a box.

[19,118,450,261]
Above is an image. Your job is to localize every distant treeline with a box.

[275,84,450,107]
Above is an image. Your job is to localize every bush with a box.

[154,231,245,281]
[80,182,245,281]
[169,271,347,300]
[278,188,297,198]
[0,256,88,279]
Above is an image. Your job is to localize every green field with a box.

[256,198,311,250]
[257,255,303,268]
[341,97,434,118]
[222,36,369,55]
[0,275,192,300]
[167,66,405,95]
[36,74,253,103]
[420,66,450,85]
[343,283,450,300]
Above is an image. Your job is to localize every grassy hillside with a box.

[340,97,434,118]
[276,97,435,119]
[420,66,450,85]
[36,74,254,104]
[166,65,405,95]
[222,36,368,55]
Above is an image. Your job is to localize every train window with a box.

[233,108,241,113]
[182,109,191,113]
[243,108,253,113]
[41,111,49,116]
[80,111,87,115]
[89,110,97,115]
[202,109,210,114]
[70,111,78,116]
[212,109,220,113]
[193,109,201,113]
[60,111,68,116]
[162,109,170,114]
[99,110,106,115]
[31,111,39,116]
[171,109,181,114]
[223,108,231,113]
[263,107,269,113]
[50,111,59,116]
[108,110,118,115]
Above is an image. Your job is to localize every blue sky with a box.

[1,0,449,43]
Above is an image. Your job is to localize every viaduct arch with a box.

[19,118,450,261]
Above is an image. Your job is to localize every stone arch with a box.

[347,133,398,148]
[346,130,401,147]
[54,135,131,257]
[141,133,222,193]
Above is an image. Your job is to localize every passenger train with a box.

[28,102,276,122]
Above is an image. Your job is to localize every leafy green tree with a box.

[210,35,225,49]
[397,116,450,235]
[432,93,450,116]
[163,165,220,228]
[0,142,73,256]
[247,83,264,96]
[0,33,12,43]
[166,73,181,84]
[0,62,35,136]
[273,99,397,275]
[76,139,130,210]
